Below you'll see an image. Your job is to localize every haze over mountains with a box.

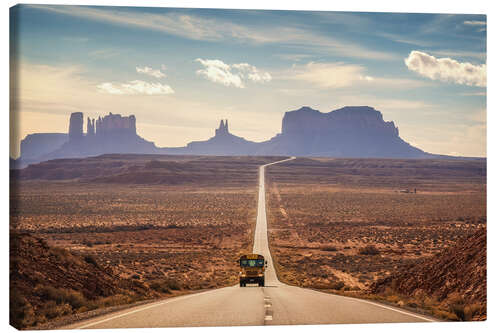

[13,105,457,168]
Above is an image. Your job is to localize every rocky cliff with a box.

[42,112,158,161]
[257,106,428,158]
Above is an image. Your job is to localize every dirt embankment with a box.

[371,228,486,321]
[10,233,155,329]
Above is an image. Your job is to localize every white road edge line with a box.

[75,288,222,329]
[353,298,435,322]
[300,287,434,322]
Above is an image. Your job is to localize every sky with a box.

[9,4,487,158]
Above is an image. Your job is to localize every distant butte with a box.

[13,105,474,169]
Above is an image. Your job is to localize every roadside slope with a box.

[371,228,486,321]
[10,233,154,329]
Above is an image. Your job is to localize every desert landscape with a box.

[265,157,486,320]
[10,154,487,327]
[10,155,283,327]
[9,4,488,330]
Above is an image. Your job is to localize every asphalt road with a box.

[63,157,434,329]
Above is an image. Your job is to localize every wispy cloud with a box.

[460,91,486,97]
[463,20,486,33]
[29,4,395,61]
[423,49,486,61]
[89,49,120,59]
[286,62,429,90]
[195,59,271,88]
[405,51,486,87]
[377,32,433,47]
[464,20,486,26]
[289,62,368,89]
[136,66,166,79]
[97,80,174,95]
[273,54,315,62]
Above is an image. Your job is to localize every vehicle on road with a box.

[238,254,267,287]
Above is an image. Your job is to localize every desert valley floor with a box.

[10,155,486,327]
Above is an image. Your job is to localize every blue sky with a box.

[10,4,486,157]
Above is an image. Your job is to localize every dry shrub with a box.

[10,294,36,328]
[447,293,466,320]
[320,245,338,252]
[149,279,174,294]
[432,309,459,321]
[92,294,133,308]
[83,254,99,267]
[464,303,485,321]
[332,281,345,290]
[40,301,72,319]
[34,286,87,309]
[358,245,380,255]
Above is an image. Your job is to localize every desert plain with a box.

[10,155,486,326]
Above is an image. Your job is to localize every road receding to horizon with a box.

[62,157,435,329]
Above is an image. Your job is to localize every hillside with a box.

[10,233,153,329]
[12,154,283,186]
[371,228,486,321]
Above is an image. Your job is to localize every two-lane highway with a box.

[63,157,434,329]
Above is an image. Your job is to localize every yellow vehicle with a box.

[238,254,267,287]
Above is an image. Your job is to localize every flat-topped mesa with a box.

[215,119,229,136]
[94,112,137,136]
[281,106,399,137]
[267,105,425,158]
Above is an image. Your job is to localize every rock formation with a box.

[215,119,229,136]
[34,112,158,161]
[95,113,136,136]
[256,106,428,158]
[16,105,472,169]
[87,117,95,136]
[68,112,83,142]
[20,133,68,161]
[170,119,259,155]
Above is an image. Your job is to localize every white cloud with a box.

[195,59,244,88]
[195,59,271,88]
[287,62,428,90]
[136,66,166,78]
[232,63,272,83]
[464,20,486,26]
[289,62,366,89]
[405,51,486,87]
[97,80,174,95]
